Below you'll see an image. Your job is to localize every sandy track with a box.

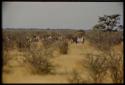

[2,41,123,83]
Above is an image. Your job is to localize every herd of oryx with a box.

[25,31,85,44]
[4,31,85,46]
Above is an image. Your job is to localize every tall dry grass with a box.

[85,30,123,52]
[81,52,123,83]
[24,47,55,75]
[58,40,68,54]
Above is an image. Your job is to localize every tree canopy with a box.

[93,14,123,31]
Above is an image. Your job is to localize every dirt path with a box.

[2,41,102,83]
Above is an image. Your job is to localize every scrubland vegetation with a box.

[2,14,123,83]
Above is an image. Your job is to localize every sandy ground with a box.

[2,41,123,83]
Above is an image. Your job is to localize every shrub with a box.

[82,52,123,83]
[3,30,31,51]
[25,48,55,75]
[42,39,54,48]
[16,36,31,51]
[108,52,123,83]
[83,53,109,83]
[58,40,68,54]
[3,32,16,50]
[68,69,87,83]
[3,51,10,66]
[86,30,123,52]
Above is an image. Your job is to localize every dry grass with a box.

[80,51,123,83]
[2,29,123,83]
[108,51,123,83]
[58,40,68,54]
[86,30,123,52]
[82,53,109,83]
[68,69,89,83]
[23,43,55,75]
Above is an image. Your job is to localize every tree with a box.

[93,14,122,31]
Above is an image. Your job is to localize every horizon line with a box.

[2,28,92,30]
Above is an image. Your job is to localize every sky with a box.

[2,2,123,29]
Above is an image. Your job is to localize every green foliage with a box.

[93,14,122,31]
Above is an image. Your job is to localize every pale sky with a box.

[2,2,123,29]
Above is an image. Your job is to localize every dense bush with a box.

[25,48,55,75]
[82,52,123,83]
[3,51,10,66]
[83,53,109,83]
[3,31,16,50]
[85,30,123,52]
[42,39,54,48]
[58,40,68,54]
[16,36,30,51]
[108,52,123,83]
